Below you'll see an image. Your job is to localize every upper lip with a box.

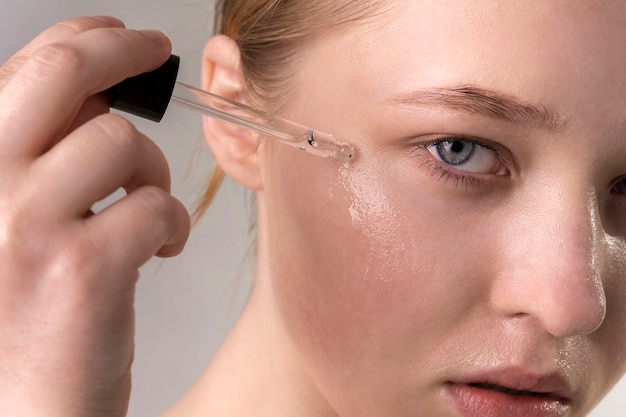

[450,367,574,402]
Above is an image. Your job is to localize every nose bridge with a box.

[492,178,606,337]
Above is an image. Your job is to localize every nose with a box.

[490,185,607,338]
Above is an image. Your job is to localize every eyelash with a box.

[409,135,508,190]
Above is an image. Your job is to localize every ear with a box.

[201,35,262,190]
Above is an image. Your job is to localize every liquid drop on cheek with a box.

[339,165,365,229]
[338,164,405,282]
[339,164,369,233]
[349,203,364,228]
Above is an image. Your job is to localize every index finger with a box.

[0,16,125,92]
[0,19,171,158]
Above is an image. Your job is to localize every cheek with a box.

[262,148,492,386]
[591,242,626,392]
[266,151,407,351]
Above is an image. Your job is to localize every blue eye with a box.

[426,138,506,175]
[432,140,475,165]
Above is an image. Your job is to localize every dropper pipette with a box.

[170,82,354,162]
[109,55,354,162]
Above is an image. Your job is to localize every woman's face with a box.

[257,1,626,416]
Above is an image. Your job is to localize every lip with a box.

[445,368,573,417]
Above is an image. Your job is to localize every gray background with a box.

[1,1,624,416]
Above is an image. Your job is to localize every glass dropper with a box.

[108,55,354,163]
[171,82,354,162]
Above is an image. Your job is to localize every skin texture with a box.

[0,17,190,417]
[168,1,626,417]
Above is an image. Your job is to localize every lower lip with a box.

[445,383,570,417]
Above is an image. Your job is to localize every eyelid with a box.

[419,133,500,152]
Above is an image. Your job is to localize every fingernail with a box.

[92,15,125,28]
[139,29,170,48]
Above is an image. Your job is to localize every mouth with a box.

[445,370,573,417]
[466,382,560,398]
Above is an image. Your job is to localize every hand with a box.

[0,16,190,417]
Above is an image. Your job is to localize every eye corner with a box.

[610,176,626,196]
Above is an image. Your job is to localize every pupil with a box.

[436,139,475,165]
[450,140,464,153]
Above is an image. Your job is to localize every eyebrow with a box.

[388,85,566,130]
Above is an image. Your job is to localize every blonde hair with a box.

[192,0,380,223]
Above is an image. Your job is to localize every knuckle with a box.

[29,42,87,78]
[53,16,115,37]
[92,113,139,150]
[42,233,116,295]
[137,186,173,217]
[50,237,98,279]
[0,189,39,244]
[135,187,186,236]
[52,18,96,38]
[0,56,27,87]
[138,187,189,253]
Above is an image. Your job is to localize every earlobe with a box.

[201,35,263,191]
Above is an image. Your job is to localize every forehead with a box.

[287,0,626,132]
